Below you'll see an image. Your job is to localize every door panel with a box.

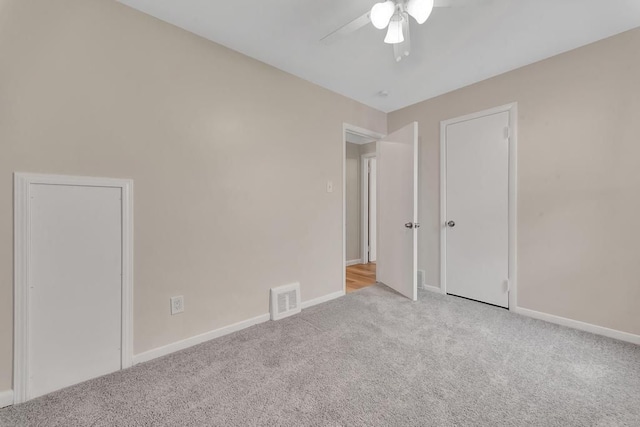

[377,122,418,300]
[30,184,122,398]
[445,112,509,307]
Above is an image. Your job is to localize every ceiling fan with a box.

[321,0,461,62]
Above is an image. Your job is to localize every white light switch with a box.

[326,181,333,193]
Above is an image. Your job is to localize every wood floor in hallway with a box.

[346,263,376,293]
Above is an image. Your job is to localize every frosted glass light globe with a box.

[371,1,396,29]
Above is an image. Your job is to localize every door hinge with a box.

[504,127,511,140]
[505,279,510,293]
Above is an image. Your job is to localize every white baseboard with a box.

[132,313,271,365]
[132,289,346,366]
[345,259,362,267]
[514,306,640,345]
[301,290,345,309]
[422,284,444,294]
[0,390,13,408]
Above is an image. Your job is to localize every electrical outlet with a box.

[326,181,333,193]
[170,296,184,315]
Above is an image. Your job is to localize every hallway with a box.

[346,263,376,293]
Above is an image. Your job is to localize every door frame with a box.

[360,152,376,264]
[343,124,384,293]
[13,173,134,404]
[439,103,518,310]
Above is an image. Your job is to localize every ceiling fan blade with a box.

[320,11,371,44]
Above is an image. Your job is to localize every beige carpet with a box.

[1,284,639,426]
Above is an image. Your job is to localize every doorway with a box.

[344,126,380,293]
[345,153,377,293]
[440,104,518,309]
[343,122,419,300]
[13,173,133,404]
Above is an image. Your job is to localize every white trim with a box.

[128,301,637,370]
[13,173,134,404]
[300,290,345,309]
[343,124,385,295]
[508,104,519,310]
[13,174,28,405]
[133,289,346,366]
[422,284,444,294]
[121,177,134,370]
[439,103,518,310]
[514,307,640,345]
[360,152,376,264]
[411,121,419,302]
[0,390,14,408]
[132,313,271,365]
[346,259,362,267]
[344,124,385,142]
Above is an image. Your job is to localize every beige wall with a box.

[0,0,386,391]
[389,27,640,335]
[360,141,377,156]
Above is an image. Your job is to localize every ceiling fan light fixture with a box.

[393,13,411,61]
[370,1,396,29]
[384,14,404,44]
[406,0,435,24]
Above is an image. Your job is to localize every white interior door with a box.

[29,183,123,399]
[369,158,377,263]
[377,122,418,300]
[445,111,510,308]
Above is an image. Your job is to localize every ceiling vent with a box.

[270,283,301,321]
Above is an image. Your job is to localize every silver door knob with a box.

[447,221,455,227]
[405,222,414,229]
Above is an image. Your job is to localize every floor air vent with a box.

[417,270,425,289]
[270,283,301,320]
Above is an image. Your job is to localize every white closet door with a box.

[445,111,510,308]
[29,183,122,399]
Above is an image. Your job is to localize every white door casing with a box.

[369,158,377,263]
[14,173,133,404]
[440,104,518,309]
[361,153,377,264]
[377,122,419,301]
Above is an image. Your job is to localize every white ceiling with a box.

[118,0,640,112]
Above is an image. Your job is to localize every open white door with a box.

[377,122,418,300]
